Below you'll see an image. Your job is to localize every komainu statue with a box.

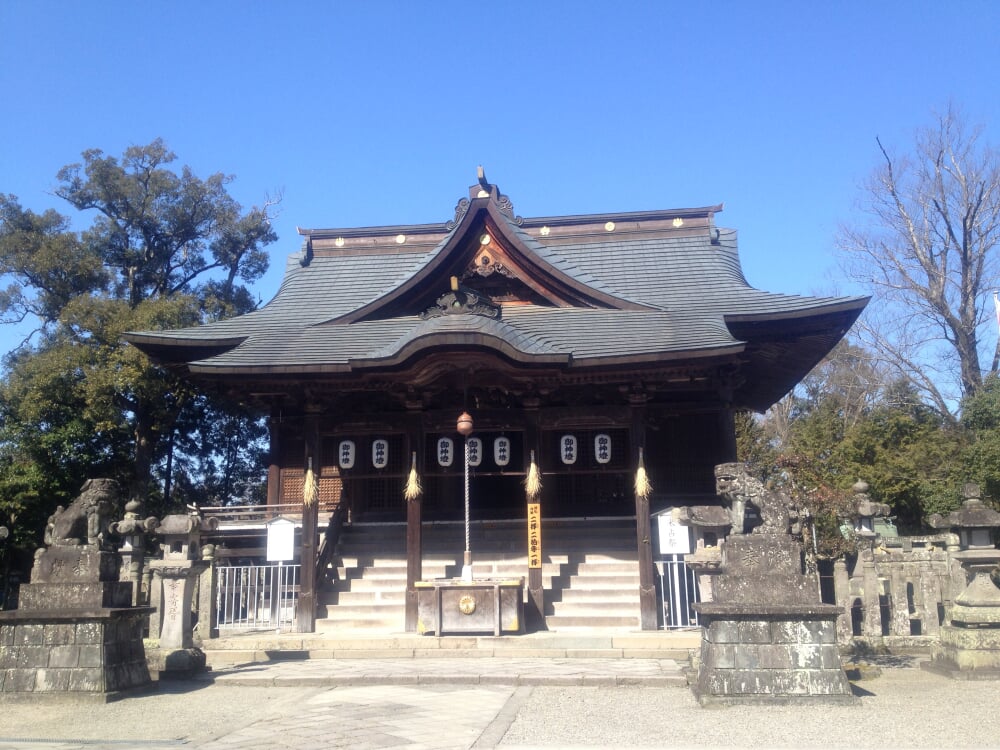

[713,462,794,536]
[42,478,121,550]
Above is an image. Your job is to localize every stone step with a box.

[566,573,639,590]
[322,590,407,605]
[549,600,642,615]
[554,589,641,603]
[202,630,701,666]
[545,615,642,628]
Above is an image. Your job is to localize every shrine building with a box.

[126,173,867,632]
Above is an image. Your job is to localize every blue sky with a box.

[2,1,998,351]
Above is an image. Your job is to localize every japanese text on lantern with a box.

[527,502,542,569]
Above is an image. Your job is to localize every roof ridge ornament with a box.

[446,198,471,231]
[468,166,523,226]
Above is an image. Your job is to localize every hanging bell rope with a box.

[634,446,652,500]
[404,451,422,501]
[524,449,542,501]
[303,456,319,507]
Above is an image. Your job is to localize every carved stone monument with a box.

[0,479,153,699]
[691,464,856,705]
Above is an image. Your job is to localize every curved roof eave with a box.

[122,331,247,364]
[723,295,870,326]
[347,330,572,370]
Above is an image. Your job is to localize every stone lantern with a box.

[147,511,219,678]
[925,483,1000,677]
[109,498,157,606]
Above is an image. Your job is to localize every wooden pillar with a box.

[524,399,545,631]
[267,406,282,508]
[404,403,423,632]
[297,409,320,633]
[630,391,657,630]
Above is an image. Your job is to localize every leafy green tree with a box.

[0,139,277,546]
[745,341,966,545]
[959,373,1000,504]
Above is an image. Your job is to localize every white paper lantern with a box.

[372,438,389,469]
[560,434,578,465]
[594,433,612,465]
[494,436,511,467]
[467,437,483,467]
[437,437,454,467]
[338,440,356,470]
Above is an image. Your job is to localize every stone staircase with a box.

[317,517,642,632]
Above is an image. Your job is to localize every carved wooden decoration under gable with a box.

[421,284,501,320]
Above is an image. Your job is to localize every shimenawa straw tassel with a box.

[634,447,652,499]
[404,451,422,501]
[524,449,542,501]
[303,456,318,506]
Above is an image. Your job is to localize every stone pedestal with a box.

[0,608,151,699]
[0,485,153,701]
[925,548,1000,679]
[692,535,855,705]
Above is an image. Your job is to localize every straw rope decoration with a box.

[634,447,652,500]
[524,449,542,501]
[404,451,422,501]
[303,456,319,507]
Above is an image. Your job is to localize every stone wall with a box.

[0,612,149,695]
[831,536,967,647]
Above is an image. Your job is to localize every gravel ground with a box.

[2,664,1000,749]
[0,682,325,747]
[500,668,1000,748]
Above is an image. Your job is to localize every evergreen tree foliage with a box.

[0,140,277,548]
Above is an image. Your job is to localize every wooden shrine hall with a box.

[126,171,866,632]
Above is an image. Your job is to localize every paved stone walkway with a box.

[4,655,1000,749]
[210,656,688,688]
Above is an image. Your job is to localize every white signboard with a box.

[266,517,296,562]
[657,511,692,555]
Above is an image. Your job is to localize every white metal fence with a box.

[217,563,300,631]
[656,555,700,629]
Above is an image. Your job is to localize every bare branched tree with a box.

[838,106,1000,421]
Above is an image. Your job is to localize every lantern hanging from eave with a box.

[372,438,389,469]
[467,437,483,467]
[594,433,612,465]
[338,440,356,470]
[437,437,454,467]
[560,434,578,465]
[494,436,511,467]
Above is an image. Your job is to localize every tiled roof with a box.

[125,186,866,410]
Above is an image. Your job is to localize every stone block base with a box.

[145,646,207,680]
[0,609,152,699]
[693,609,856,705]
[924,625,1000,679]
